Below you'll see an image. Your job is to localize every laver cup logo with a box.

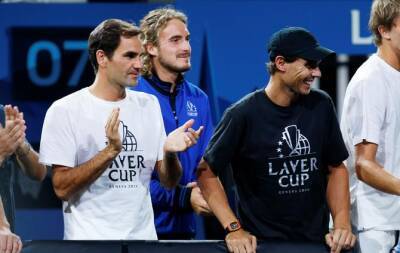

[107,121,145,187]
[267,125,319,195]
[119,121,138,152]
[281,125,310,156]
[186,101,198,117]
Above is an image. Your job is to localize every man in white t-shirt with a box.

[39,19,203,240]
[340,0,400,252]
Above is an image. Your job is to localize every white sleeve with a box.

[155,100,166,162]
[39,102,77,167]
[345,79,386,146]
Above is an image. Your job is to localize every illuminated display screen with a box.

[10,27,95,101]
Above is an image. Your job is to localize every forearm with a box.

[158,152,182,189]
[356,159,400,195]
[16,141,46,181]
[0,149,9,167]
[52,145,118,200]
[327,164,351,229]
[150,178,193,212]
[197,159,237,228]
[0,197,10,231]
[0,196,22,253]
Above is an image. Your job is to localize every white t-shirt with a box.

[40,87,166,240]
[341,54,400,230]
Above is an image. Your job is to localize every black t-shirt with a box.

[204,89,348,242]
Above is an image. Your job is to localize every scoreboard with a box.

[11,27,93,100]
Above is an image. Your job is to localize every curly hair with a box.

[139,7,187,77]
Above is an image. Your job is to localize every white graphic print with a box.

[267,125,318,195]
[186,101,198,117]
[106,121,144,188]
[119,121,138,151]
[281,125,311,156]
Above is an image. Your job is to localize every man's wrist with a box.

[104,145,120,160]
[0,220,11,232]
[225,220,242,234]
[16,141,31,158]
[0,155,5,166]
[332,219,351,231]
[164,151,177,158]
[332,225,351,231]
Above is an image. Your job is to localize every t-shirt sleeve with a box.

[155,99,166,162]
[343,79,385,146]
[39,102,77,167]
[325,98,349,167]
[203,108,243,176]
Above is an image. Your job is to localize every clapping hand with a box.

[0,105,26,161]
[164,119,203,153]
[105,108,122,157]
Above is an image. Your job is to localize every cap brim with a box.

[298,46,335,62]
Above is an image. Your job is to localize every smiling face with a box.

[152,18,191,74]
[281,58,321,95]
[105,36,143,88]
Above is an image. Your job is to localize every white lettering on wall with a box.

[351,9,373,45]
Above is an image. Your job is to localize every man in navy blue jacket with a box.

[135,7,214,239]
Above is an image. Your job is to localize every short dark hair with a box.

[88,19,141,73]
[266,56,298,75]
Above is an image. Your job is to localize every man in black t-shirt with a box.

[197,27,356,253]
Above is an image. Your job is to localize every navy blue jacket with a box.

[135,75,213,237]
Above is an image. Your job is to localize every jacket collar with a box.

[145,72,184,96]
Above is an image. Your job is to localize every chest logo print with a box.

[119,121,138,151]
[267,125,318,192]
[105,121,144,186]
[280,125,311,157]
[186,101,198,117]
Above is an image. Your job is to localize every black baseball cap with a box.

[268,27,334,62]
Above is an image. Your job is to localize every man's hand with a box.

[325,227,356,253]
[187,182,212,215]
[225,229,257,253]
[105,108,122,158]
[7,106,31,158]
[156,119,202,189]
[0,105,26,162]
[164,119,203,153]
[0,228,22,253]
[4,105,24,124]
